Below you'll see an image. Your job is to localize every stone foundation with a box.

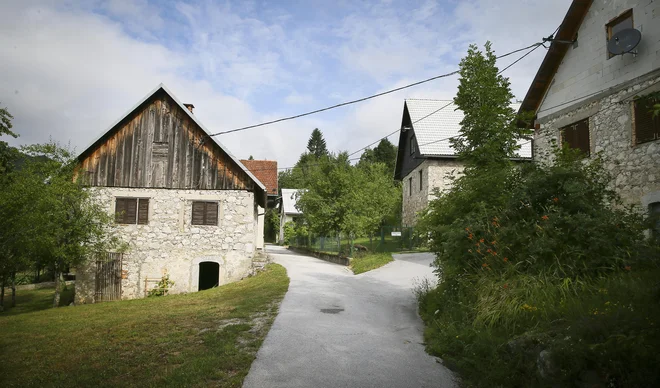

[75,188,258,303]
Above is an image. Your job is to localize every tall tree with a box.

[451,42,531,170]
[358,138,397,172]
[306,128,328,158]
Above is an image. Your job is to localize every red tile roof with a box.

[240,160,278,195]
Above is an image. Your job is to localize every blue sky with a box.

[0,0,571,168]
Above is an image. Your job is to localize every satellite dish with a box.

[607,28,642,56]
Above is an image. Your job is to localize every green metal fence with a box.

[292,226,422,255]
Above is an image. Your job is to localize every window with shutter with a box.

[192,201,219,226]
[634,95,660,145]
[560,118,590,157]
[137,199,149,225]
[115,197,149,224]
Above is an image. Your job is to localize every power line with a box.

[497,44,543,74]
[207,42,543,138]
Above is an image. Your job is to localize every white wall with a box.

[539,0,660,118]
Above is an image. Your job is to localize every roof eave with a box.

[518,0,593,123]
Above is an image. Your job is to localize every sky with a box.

[0,0,571,169]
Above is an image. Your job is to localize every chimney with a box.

[183,103,195,114]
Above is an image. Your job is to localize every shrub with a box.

[147,275,174,297]
[417,147,660,387]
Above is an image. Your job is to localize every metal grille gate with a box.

[95,252,123,302]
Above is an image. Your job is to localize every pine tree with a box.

[306,128,328,158]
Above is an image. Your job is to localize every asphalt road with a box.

[243,245,456,388]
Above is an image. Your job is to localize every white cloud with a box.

[0,0,574,171]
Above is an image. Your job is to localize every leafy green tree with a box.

[306,128,328,159]
[451,42,531,170]
[0,142,123,308]
[358,138,398,173]
[0,104,18,177]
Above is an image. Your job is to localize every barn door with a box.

[95,252,123,302]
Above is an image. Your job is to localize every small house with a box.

[75,84,266,303]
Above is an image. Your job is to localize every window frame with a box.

[560,118,591,157]
[633,94,660,145]
[409,136,416,155]
[191,201,219,226]
[419,169,423,191]
[409,177,413,197]
[115,197,149,225]
[606,9,633,59]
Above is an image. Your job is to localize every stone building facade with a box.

[74,84,266,303]
[401,159,463,227]
[521,0,660,211]
[76,188,257,302]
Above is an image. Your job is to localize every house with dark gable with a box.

[521,0,660,213]
[75,83,266,303]
[394,99,531,226]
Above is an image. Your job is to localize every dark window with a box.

[409,177,412,197]
[192,201,219,226]
[650,202,660,240]
[419,169,423,191]
[410,136,416,155]
[560,118,590,157]
[634,95,660,144]
[606,9,633,59]
[115,198,149,224]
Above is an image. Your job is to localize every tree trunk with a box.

[10,272,16,308]
[53,270,63,308]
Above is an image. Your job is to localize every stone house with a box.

[279,188,303,243]
[520,0,660,214]
[394,99,531,226]
[75,84,267,303]
[239,159,279,248]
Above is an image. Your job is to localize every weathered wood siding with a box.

[79,91,254,191]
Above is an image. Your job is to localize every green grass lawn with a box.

[1,285,75,316]
[350,253,394,274]
[0,264,289,388]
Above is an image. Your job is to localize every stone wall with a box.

[535,74,660,208]
[402,159,464,226]
[75,188,257,303]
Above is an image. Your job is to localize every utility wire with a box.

[206,42,543,138]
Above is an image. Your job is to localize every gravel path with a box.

[242,245,456,388]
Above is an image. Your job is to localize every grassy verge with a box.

[0,264,289,388]
[1,285,75,315]
[350,253,394,274]
[417,267,660,387]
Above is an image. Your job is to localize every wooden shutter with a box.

[634,96,660,144]
[204,202,218,226]
[137,199,149,225]
[125,198,137,224]
[115,198,127,223]
[561,118,590,156]
[192,202,205,225]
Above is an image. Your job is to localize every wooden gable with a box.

[77,87,266,206]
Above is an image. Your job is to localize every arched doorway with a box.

[198,261,220,291]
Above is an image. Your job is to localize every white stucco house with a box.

[520,0,660,216]
[393,99,532,226]
[279,188,303,243]
[75,84,266,303]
